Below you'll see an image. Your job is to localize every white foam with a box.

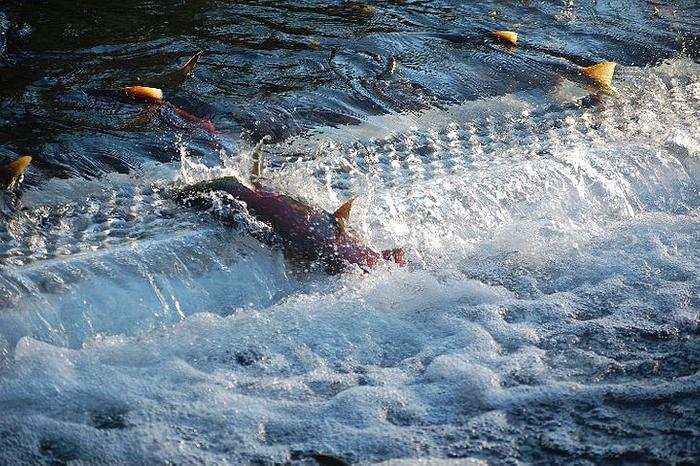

[1,59,699,464]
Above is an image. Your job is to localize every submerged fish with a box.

[90,32,615,272]
[88,51,219,133]
[177,142,405,273]
[0,155,31,190]
[449,30,617,91]
[89,84,219,134]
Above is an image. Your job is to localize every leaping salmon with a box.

[177,141,405,273]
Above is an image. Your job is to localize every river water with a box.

[1,1,699,464]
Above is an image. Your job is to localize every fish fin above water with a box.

[252,150,262,179]
[378,56,397,79]
[334,197,354,233]
[251,135,271,189]
[182,51,204,77]
[348,3,377,14]
[5,156,32,179]
[155,51,204,89]
[490,31,518,46]
[123,86,164,103]
[580,61,616,89]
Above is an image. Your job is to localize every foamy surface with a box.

[0,57,698,463]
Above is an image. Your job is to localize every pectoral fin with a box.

[490,31,518,46]
[580,61,616,89]
[334,197,354,234]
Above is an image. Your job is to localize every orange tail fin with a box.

[580,61,616,88]
[6,156,32,178]
[490,31,518,46]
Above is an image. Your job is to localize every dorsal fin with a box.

[182,51,204,77]
[123,86,164,103]
[580,61,616,88]
[5,156,32,179]
[251,135,271,189]
[378,56,397,79]
[334,197,354,233]
[490,31,518,46]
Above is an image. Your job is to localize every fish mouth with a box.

[7,155,32,179]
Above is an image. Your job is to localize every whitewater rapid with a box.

[0,59,699,463]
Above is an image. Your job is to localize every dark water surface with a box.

[2,0,697,179]
[1,1,699,464]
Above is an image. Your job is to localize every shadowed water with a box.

[0,1,699,464]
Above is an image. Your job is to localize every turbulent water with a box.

[1,1,699,464]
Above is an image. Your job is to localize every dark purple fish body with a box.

[178,176,404,272]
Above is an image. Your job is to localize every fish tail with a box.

[5,156,32,179]
[490,30,518,46]
[580,61,616,88]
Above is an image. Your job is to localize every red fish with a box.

[89,51,219,133]
[177,156,405,273]
[113,85,219,134]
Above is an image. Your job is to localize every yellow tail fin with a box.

[580,61,616,88]
[490,31,518,46]
[6,156,32,178]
